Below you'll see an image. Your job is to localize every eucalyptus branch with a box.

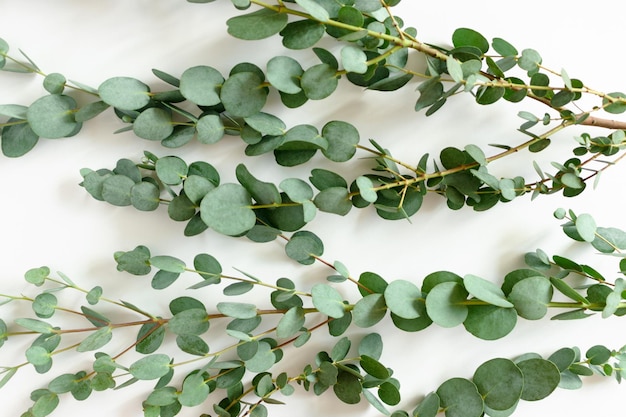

[3,210,626,416]
[3,2,626,417]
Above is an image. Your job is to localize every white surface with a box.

[1,1,625,416]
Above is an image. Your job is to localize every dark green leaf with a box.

[516,358,560,401]
[452,28,489,53]
[226,9,289,40]
[436,378,483,417]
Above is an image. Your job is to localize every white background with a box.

[1,1,625,416]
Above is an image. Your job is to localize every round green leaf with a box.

[508,277,553,320]
[99,76,151,111]
[575,213,597,242]
[285,230,324,265]
[547,347,576,372]
[24,266,50,286]
[26,345,52,367]
[358,333,383,360]
[179,373,210,407]
[221,72,268,117]
[437,378,484,417]
[301,64,339,100]
[168,194,196,221]
[321,120,359,162]
[476,86,505,105]
[226,8,289,40]
[48,373,79,394]
[280,20,325,50]
[27,94,80,138]
[314,187,352,215]
[341,45,368,74]
[355,176,377,203]
[102,175,135,206]
[129,354,172,380]
[169,296,205,315]
[452,28,489,53]
[360,354,390,380]
[43,73,66,94]
[586,345,612,365]
[518,49,542,72]
[463,305,517,340]
[295,0,330,21]
[150,255,186,273]
[136,323,166,354]
[384,279,422,319]
[267,56,304,94]
[76,326,113,352]
[280,178,314,202]
[311,284,346,318]
[151,269,180,289]
[176,334,209,356]
[114,245,151,275]
[32,392,59,417]
[244,341,275,372]
[333,370,362,404]
[425,282,469,327]
[244,112,286,136]
[516,358,560,401]
[463,274,514,308]
[146,387,178,407]
[75,101,110,123]
[33,293,57,318]
[179,65,224,106]
[378,381,400,406]
[353,293,387,327]
[217,302,258,319]
[603,92,626,114]
[200,183,256,236]
[196,114,225,144]
[492,38,518,56]
[168,308,209,335]
[276,306,305,338]
[133,108,174,141]
[155,156,188,186]
[130,181,161,211]
[412,392,440,417]
[184,175,215,204]
[473,358,523,410]
[1,118,39,157]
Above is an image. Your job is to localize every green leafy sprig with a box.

[2,211,626,416]
[78,141,626,240]
[3,1,626,221]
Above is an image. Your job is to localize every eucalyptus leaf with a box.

[311,284,346,318]
[200,183,256,236]
[99,76,151,111]
[27,94,80,139]
[129,354,172,380]
[1,118,39,157]
[508,277,553,320]
[425,282,469,327]
[276,306,305,338]
[221,72,267,118]
[437,377,484,417]
[516,358,560,401]
[179,65,224,106]
[353,293,387,327]
[473,358,523,410]
[227,9,289,40]
[464,274,514,308]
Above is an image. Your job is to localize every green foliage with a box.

[3,2,626,417]
[2,214,626,415]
